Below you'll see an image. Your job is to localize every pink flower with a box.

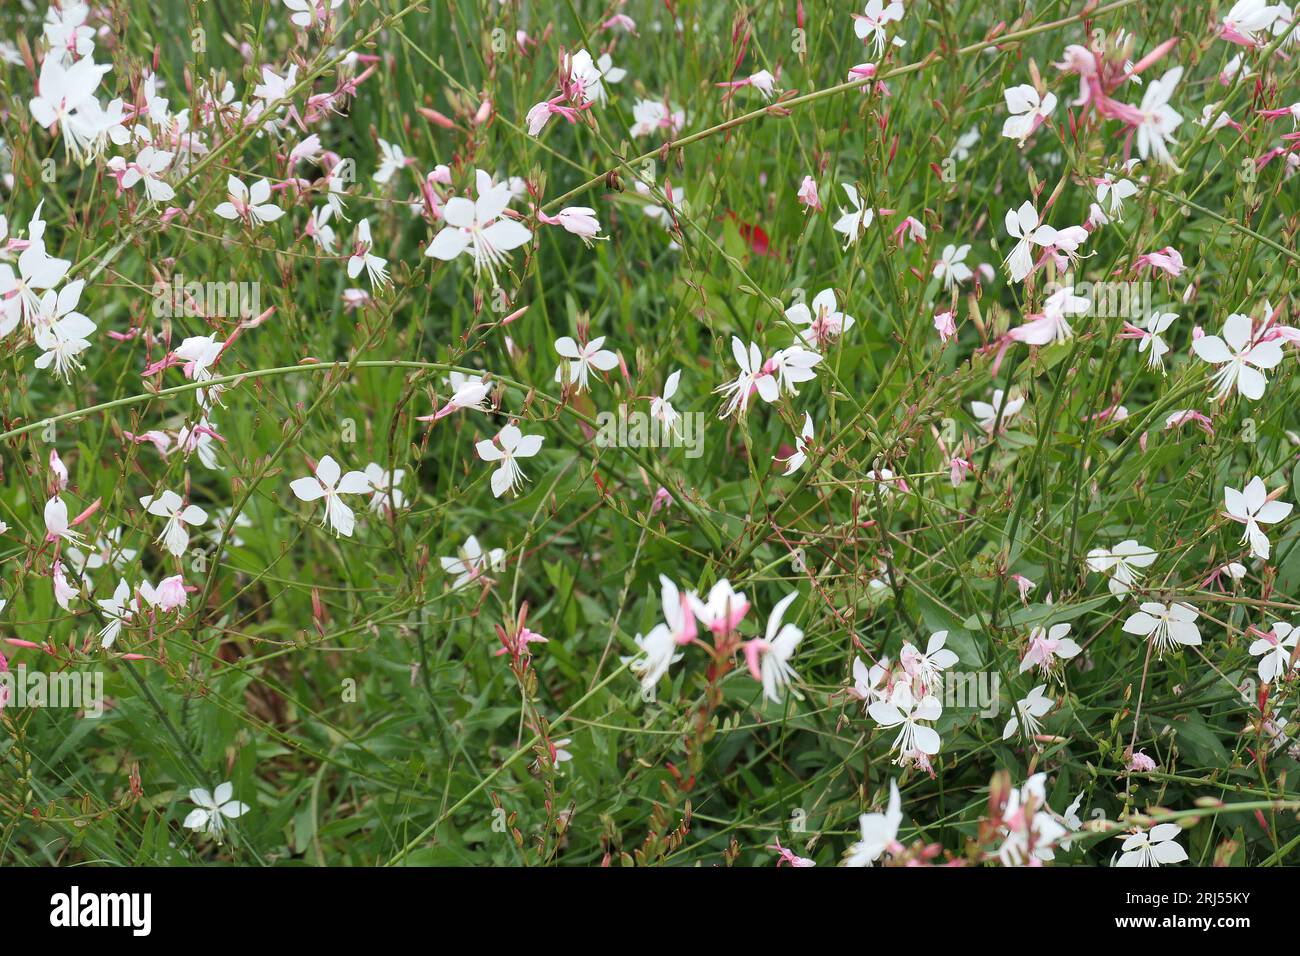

[797,175,822,211]
[933,310,956,344]
[1127,749,1158,772]
[155,574,189,611]
[949,456,972,486]
[1133,246,1185,278]
[769,838,815,867]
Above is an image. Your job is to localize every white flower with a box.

[1250,621,1298,683]
[629,99,685,137]
[749,592,804,704]
[140,490,208,556]
[1003,201,1060,282]
[832,183,875,247]
[869,683,942,760]
[33,298,96,381]
[1019,623,1083,674]
[971,389,1024,432]
[1192,313,1284,401]
[1096,170,1139,221]
[347,219,389,289]
[213,176,284,227]
[998,773,1070,865]
[649,370,682,434]
[1002,684,1053,740]
[779,412,815,475]
[554,336,618,392]
[933,243,973,289]
[289,455,372,537]
[853,0,905,57]
[769,345,822,397]
[785,288,855,347]
[715,338,778,419]
[1086,539,1157,597]
[97,578,135,648]
[424,170,532,278]
[627,623,683,694]
[183,781,249,842]
[900,630,959,694]
[562,49,607,104]
[1116,824,1187,867]
[1134,67,1184,168]
[1002,85,1057,145]
[28,53,113,162]
[363,464,406,513]
[1135,311,1178,371]
[475,424,544,498]
[439,534,505,590]
[1224,476,1292,560]
[1122,601,1201,657]
[373,137,408,184]
[843,779,902,866]
[1009,285,1091,346]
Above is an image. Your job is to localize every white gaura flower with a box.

[869,683,942,760]
[213,176,284,227]
[439,534,505,590]
[34,308,96,381]
[97,578,134,648]
[715,337,778,419]
[1134,67,1184,168]
[785,288,855,347]
[140,490,208,556]
[0,241,72,334]
[419,371,493,422]
[1116,824,1187,867]
[627,623,684,694]
[1009,285,1091,346]
[626,575,697,693]
[183,781,249,843]
[998,773,1070,865]
[1132,311,1178,371]
[372,137,409,184]
[1192,312,1284,401]
[1224,476,1292,559]
[770,345,822,397]
[689,578,750,635]
[971,389,1024,432]
[1003,201,1060,282]
[742,591,805,704]
[475,424,544,498]
[843,779,902,866]
[289,455,371,537]
[1002,684,1053,741]
[649,370,682,434]
[853,0,905,57]
[28,52,113,162]
[363,464,406,513]
[43,495,85,546]
[900,630,959,694]
[284,0,344,29]
[424,169,532,278]
[554,336,618,392]
[1251,621,1298,683]
[1002,84,1057,145]
[1122,601,1201,657]
[1086,539,1157,597]
[307,205,337,253]
[1095,169,1139,221]
[347,219,389,289]
[1020,622,1082,674]
[832,183,875,247]
[852,655,892,703]
[933,243,973,289]
[108,146,175,202]
[628,98,685,137]
[778,412,814,475]
[562,49,607,104]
